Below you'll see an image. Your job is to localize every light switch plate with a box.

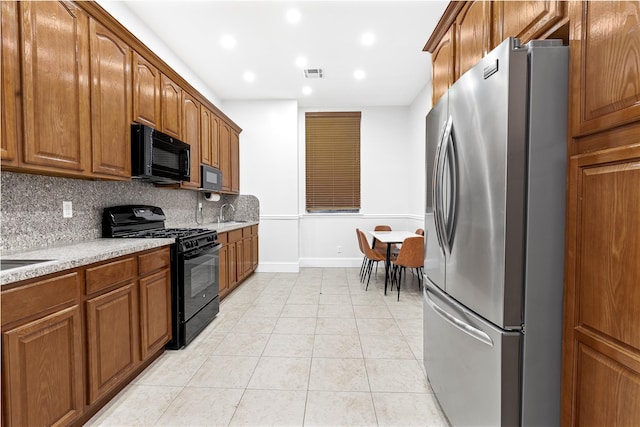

[63,201,73,218]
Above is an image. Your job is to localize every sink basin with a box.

[1,259,54,271]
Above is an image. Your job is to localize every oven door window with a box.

[183,247,219,320]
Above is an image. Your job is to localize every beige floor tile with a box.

[273,317,317,334]
[263,334,315,357]
[360,334,415,359]
[309,358,370,392]
[405,334,424,360]
[155,387,244,426]
[230,389,307,426]
[86,384,181,426]
[188,356,259,388]
[280,304,319,317]
[313,334,363,358]
[212,333,270,356]
[317,304,354,319]
[320,285,350,295]
[350,293,387,306]
[365,359,430,393]
[316,317,358,335]
[319,293,352,305]
[395,318,423,336]
[387,303,423,319]
[304,391,377,426]
[230,316,278,334]
[372,392,448,427]
[134,350,207,387]
[354,304,394,319]
[356,318,403,336]
[187,332,227,356]
[243,303,285,318]
[286,293,320,305]
[247,357,311,390]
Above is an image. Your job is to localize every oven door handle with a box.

[183,242,221,260]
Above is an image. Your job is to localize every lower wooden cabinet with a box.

[1,245,172,426]
[218,225,258,300]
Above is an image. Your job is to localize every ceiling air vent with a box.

[304,68,324,78]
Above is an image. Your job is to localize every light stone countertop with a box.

[0,221,258,287]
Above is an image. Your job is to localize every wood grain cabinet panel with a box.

[570,1,640,136]
[431,24,455,106]
[456,1,491,78]
[219,121,231,192]
[160,74,182,139]
[89,18,132,179]
[20,0,91,174]
[181,91,200,189]
[132,52,161,129]
[211,114,220,168]
[495,0,565,46]
[139,268,171,360]
[2,305,84,427]
[85,282,139,404]
[200,106,212,166]
[1,1,20,166]
[219,243,230,299]
[562,143,640,425]
[231,129,240,193]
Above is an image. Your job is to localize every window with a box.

[305,112,361,212]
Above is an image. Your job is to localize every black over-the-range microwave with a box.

[131,124,190,183]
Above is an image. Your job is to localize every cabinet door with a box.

[211,113,220,168]
[20,1,90,174]
[229,241,238,287]
[569,0,640,136]
[235,239,245,282]
[219,244,229,298]
[132,52,161,129]
[200,106,212,166]
[219,121,231,191]
[181,92,200,189]
[85,282,139,404]
[139,268,171,360]
[231,129,240,193]
[456,1,491,78]
[496,0,565,46]
[243,236,252,275]
[160,74,181,139]
[252,233,259,270]
[3,305,84,427]
[562,144,640,426]
[1,1,20,166]
[89,19,131,179]
[431,25,455,106]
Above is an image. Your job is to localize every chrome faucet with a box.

[218,203,235,223]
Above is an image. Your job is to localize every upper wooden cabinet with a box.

[200,106,221,168]
[181,91,201,189]
[160,74,182,139]
[494,0,566,46]
[430,24,455,106]
[569,0,640,137]
[89,19,132,179]
[132,51,161,129]
[456,1,492,78]
[219,120,232,192]
[1,1,20,166]
[20,1,91,174]
[231,129,240,193]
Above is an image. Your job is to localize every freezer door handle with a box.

[432,117,451,256]
[441,117,457,253]
[425,287,494,347]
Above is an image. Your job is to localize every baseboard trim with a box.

[299,257,363,268]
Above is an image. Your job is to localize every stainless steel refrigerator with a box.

[424,38,568,426]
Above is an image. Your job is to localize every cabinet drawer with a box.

[229,229,242,243]
[85,257,137,295]
[1,271,81,326]
[242,226,252,237]
[217,232,228,244]
[251,225,258,235]
[138,247,170,276]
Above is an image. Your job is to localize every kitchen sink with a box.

[0,259,54,271]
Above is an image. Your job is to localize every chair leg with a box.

[360,256,367,281]
[366,260,375,290]
[397,266,403,301]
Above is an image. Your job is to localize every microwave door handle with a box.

[183,149,191,178]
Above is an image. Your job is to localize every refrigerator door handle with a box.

[432,119,449,256]
[425,287,494,347]
[441,117,456,253]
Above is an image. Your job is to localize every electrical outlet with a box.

[337,245,342,253]
[63,201,73,218]
[198,202,203,211]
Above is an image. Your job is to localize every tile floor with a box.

[86,267,450,426]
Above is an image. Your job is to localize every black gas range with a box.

[103,205,220,349]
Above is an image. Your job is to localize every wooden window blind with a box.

[305,112,361,212]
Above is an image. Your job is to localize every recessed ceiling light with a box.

[220,34,236,49]
[243,71,255,82]
[295,56,308,68]
[302,86,312,95]
[361,32,375,46]
[354,69,366,80]
[286,9,301,24]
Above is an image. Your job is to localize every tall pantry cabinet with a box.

[424,1,639,425]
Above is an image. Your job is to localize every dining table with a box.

[368,230,423,295]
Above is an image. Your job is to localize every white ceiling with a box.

[118,1,448,107]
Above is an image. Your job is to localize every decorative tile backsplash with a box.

[0,171,259,251]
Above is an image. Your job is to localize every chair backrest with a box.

[395,236,424,268]
[373,225,392,251]
[358,229,384,260]
[356,228,365,255]
[415,228,424,236]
